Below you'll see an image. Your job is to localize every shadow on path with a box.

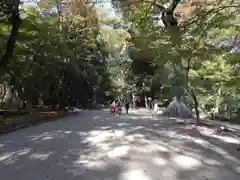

[0,109,240,180]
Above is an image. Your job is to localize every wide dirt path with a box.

[0,109,240,180]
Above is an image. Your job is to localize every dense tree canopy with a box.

[112,0,240,121]
[0,0,115,109]
[0,0,240,123]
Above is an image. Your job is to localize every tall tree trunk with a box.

[132,93,136,109]
[188,87,200,124]
[0,0,21,69]
[144,94,148,108]
[160,1,193,119]
[214,85,222,114]
[49,83,57,110]
[9,71,26,109]
[0,83,6,108]
[16,85,26,109]
[185,55,200,123]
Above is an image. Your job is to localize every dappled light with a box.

[0,0,240,179]
[0,109,240,179]
[0,148,31,164]
[172,155,202,170]
[120,169,152,180]
[153,156,168,166]
[29,152,53,161]
[199,127,240,144]
[93,116,101,120]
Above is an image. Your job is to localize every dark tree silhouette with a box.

[0,0,21,69]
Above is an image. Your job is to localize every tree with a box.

[0,0,114,110]
[0,0,21,69]
[113,0,240,123]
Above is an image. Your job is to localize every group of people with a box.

[110,97,130,114]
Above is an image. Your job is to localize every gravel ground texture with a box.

[0,108,240,180]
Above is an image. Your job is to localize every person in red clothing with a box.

[109,99,116,113]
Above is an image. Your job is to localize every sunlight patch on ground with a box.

[208,145,240,163]
[126,134,147,142]
[197,126,240,144]
[156,109,164,114]
[80,119,240,178]
[29,152,53,160]
[171,154,202,170]
[222,154,240,164]
[195,127,240,163]
[100,126,112,130]
[160,130,192,140]
[73,144,126,170]
[16,148,31,156]
[136,143,168,154]
[93,116,100,119]
[64,131,72,134]
[156,145,169,152]
[235,166,240,173]
[115,130,125,137]
[73,153,109,170]
[211,134,239,144]
[75,129,129,169]
[28,131,70,142]
[153,157,168,166]
[82,159,108,170]
[0,148,31,164]
[85,130,112,143]
[160,168,178,180]
[197,126,216,134]
[85,130,125,145]
[1,109,240,180]
[128,116,139,120]
[72,113,240,178]
[204,159,223,166]
[192,138,209,146]
[120,169,152,180]
[30,132,51,141]
[159,128,217,148]
[42,136,54,140]
[116,123,129,127]
[138,115,154,119]
[107,145,130,158]
[0,152,15,161]
[76,132,88,136]
[129,126,144,131]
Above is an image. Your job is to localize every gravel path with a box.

[0,109,240,180]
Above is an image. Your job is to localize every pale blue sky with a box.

[21,0,120,19]
[94,0,121,20]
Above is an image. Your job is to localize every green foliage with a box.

[1,0,240,123]
[0,1,115,109]
[112,0,240,120]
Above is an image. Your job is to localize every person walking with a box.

[124,98,130,114]
[115,98,122,114]
[116,99,121,107]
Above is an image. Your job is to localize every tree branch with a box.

[180,5,240,28]
[0,0,21,69]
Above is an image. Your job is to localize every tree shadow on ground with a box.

[0,109,240,180]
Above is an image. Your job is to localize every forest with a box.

[0,0,240,124]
